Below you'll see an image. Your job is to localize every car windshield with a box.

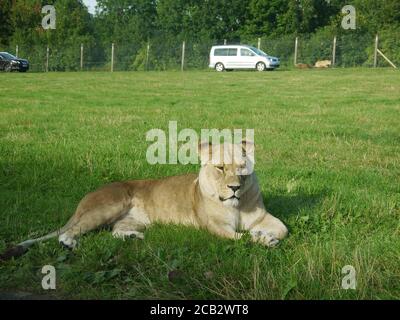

[248,47,269,57]
[0,52,17,60]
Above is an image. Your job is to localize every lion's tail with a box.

[0,217,75,262]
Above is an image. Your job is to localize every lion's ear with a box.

[241,139,255,156]
[198,141,212,164]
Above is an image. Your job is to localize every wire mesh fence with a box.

[1,33,398,72]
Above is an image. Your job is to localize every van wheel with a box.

[215,63,225,72]
[256,62,266,72]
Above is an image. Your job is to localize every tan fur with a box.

[57,142,288,248]
[296,63,311,69]
[314,60,331,68]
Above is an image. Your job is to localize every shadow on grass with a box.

[263,190,327,221]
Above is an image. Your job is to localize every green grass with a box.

[0,69,399,299]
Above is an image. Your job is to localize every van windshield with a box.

[248,47,269,57]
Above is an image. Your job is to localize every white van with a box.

[209,45,280,72]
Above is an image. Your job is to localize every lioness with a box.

[296,63,311,69]
[314,60,331,68]
[9,141,288,257]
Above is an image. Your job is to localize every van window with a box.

[241,48,255,56]
[227,48,237,56]
[214,48,237,56]
[214,49,227,56]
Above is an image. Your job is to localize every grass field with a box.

[0,69,399,299]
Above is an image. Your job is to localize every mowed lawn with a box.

[0,69,399,299]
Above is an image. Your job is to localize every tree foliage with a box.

[0,0,398,69]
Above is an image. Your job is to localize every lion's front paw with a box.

[250,230,280,247]
[112,230,144,240]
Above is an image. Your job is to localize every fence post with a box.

[224,39,227,45]
[111,43,114,72]
[80,43,83,71]
[257,38,261,50]
[46,46,49,72]
[377,49,398,69]
[373,34,379,68]
[16,45,19,58]
[146,42,150,71]
[332,36,337,67]
[294,37,298,65]
[181,41,186,71]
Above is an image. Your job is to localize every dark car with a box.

[0,52,29,72]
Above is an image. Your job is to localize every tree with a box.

[1,0,399,70]
[6,0,96,71]
[0,0,13,47]
[95,0,157,69]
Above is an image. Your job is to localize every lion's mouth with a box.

[219,195,240,202]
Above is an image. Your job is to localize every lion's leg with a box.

[206,221,243,240]
[112,207,150,240]
[59,184,133,249]
[249,213,288,247]
[59,206,129,249]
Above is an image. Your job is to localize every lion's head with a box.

[198,141,255,207]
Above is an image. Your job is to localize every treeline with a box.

[0,0,399,70]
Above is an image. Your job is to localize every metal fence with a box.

[1,33,398,72]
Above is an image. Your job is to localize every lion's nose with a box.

[228,185,240,192]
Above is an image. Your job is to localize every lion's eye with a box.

[216,166,224,172]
